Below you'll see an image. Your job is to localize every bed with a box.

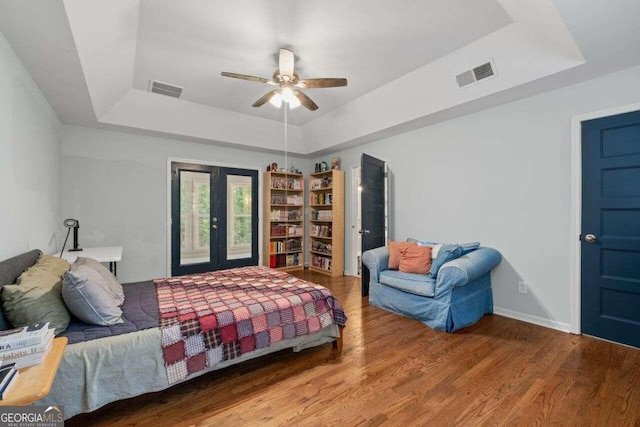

[0,250,346,419]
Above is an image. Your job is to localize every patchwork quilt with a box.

[154,266,347,384]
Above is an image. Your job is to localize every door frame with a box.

[569,102,640,334]
[349,165,361,277]
[166,157,262,277]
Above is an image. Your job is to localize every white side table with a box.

[61,246,123,276]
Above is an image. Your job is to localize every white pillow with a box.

[74,257,124,306]
[62,265,123,326]
[431,244,443,259]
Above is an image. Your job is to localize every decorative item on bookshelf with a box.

[331,157,341,170]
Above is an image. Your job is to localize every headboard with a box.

[0,249,42,329]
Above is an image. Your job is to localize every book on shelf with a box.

[310,193,333,205]
[311,254,332,271]
[270,177,302,190]
[0,322,52,351]
[311,210,333,221]
[310,224,332,238]
[310,176,332,189]
[270,209,301,221]
[270,194,302,205]
[269,253,300,268]
[311,240,332,254]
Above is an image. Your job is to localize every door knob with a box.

[361,229,370,234]
[212,224,218,230]
[584,234,596,243]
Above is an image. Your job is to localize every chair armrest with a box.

[361,246,390,284]
[435,247,502,296]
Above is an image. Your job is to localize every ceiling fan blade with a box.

[279,48,295,80]
[221,72,275,85]
[252,90,279,107]
[296,78,348,89]
[293,90,318,111]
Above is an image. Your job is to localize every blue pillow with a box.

[429,244,463,278]
[411,238,439,247]
[459,241,481,255]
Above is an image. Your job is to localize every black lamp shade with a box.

[63,218,82,252]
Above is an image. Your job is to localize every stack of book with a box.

[0,361,18,399]
[0,322,54,369]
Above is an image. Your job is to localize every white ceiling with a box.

[132,0,511,126]
[1,0,639,155]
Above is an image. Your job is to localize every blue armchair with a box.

[362,245,502,332]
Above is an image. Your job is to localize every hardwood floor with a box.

[67,271,640,426]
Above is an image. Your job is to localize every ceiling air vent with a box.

[455,60,497,89]
[149,80,184,98]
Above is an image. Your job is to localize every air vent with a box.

[149,80,184,98]
[455,61,497,88]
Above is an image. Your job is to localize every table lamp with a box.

[62,218,82,253]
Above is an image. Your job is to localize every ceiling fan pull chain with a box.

[284,105,288,172]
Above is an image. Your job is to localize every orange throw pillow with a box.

[398,246,433,275]
[388,241,417,270]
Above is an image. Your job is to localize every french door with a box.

[171,162,258,276]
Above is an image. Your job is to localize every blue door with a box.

[582,110,640,348]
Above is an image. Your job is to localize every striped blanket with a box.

[154,266,347,384]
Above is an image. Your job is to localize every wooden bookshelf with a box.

[263,171,305,271]
[308,170,344,276]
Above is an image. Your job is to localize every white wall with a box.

[0,32,61,260]
[317,64,640,330]
[61,125,311,282]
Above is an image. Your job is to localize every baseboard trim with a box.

[493,307,572,333]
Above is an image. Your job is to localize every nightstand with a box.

[61,246,123,276]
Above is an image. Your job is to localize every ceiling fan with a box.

[221,48,347,111]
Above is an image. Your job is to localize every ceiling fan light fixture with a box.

[221,47,347,111]
[288,95,301,109]
[281,86,295,103]
[269,92,283,108]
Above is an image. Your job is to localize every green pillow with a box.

[33,255,71,279]
[1,255,71,334]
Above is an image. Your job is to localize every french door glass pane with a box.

[227,175,252,259]
[180,171,210,265]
